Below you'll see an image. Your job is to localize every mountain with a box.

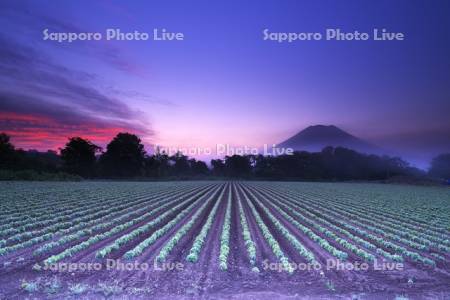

[277,125,380,154]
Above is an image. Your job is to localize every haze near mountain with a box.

[278,125,380,154]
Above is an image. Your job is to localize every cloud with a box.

[0,114,133,151]
[0,1,149,78]
[0,89,149,150]
[0,32,152,150]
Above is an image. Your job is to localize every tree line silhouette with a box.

[1,132,449,181]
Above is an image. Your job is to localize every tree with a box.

[60,137,101,177]
[99,133,146,177]
[211,159,225,176]
[0,133,17,169]
[150,150,171,177]
[429,153,450,179]
[224,155,252,178]
[189,159,209,175]
[170,152,190,175]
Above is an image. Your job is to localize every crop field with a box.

[0,181,449,299]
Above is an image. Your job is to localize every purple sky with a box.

[0,0,449,168]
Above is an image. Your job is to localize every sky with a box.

[0,0,449,168]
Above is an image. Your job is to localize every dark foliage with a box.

[60,137,101,177]
[189,159,209,175]
[0,132,429,181]
[224,155,252,178]
[212,146,424,181]
[429,153,450,180]
[17,150,62,173]
[99,133,146,178]
[144,150,170,177]
[211,159,225,176]
[0,133,17,169]
[1,133,62,173]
